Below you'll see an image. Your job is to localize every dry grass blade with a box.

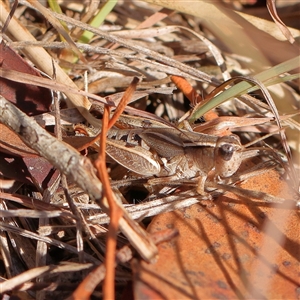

[266,0,296,44]
[26,0,86,62]
[71,229,177,300]
[44,10,218,84]
[0,191,69,211]
[0,209,74,219]
[0,68,109,105]
[0,263,93,293]
[0,221,98,263]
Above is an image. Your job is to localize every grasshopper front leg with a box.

[186,135,243,195]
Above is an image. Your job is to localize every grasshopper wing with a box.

[106,139,161,176]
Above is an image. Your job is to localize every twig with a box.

[0,95,158,262]
[94,78,139,299]
[95,106,122,300]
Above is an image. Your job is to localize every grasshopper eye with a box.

[214,135,243,178]
[218,143,236,161]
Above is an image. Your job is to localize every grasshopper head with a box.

[214,135,243,178]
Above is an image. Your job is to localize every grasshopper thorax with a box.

[214,135,243,178]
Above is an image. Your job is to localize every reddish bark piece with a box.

[62,136,98,152]
[0,153,34,186]
[0,124,90,190]
[0,125,59,189]
[0,41,52,115]
[0,124,96,157]
[0,124,38,157]
[133,170,299,299]
[23,156,60,190]
[0,152,59,190]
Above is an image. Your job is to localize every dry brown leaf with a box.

[266,0,296,44]
[0,123,97,157]
[0,124,60,189]
[0,41,52,115]
[0,124,38,157]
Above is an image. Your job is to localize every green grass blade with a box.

[79,0,118,44]
[48,0,68,32]
[189,56,300,122]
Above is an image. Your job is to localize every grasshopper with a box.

[74,107,244,196]
[103,126,243,196]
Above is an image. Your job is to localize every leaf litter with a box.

[0,0,299,299]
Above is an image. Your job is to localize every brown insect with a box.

[104,127,243,195]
